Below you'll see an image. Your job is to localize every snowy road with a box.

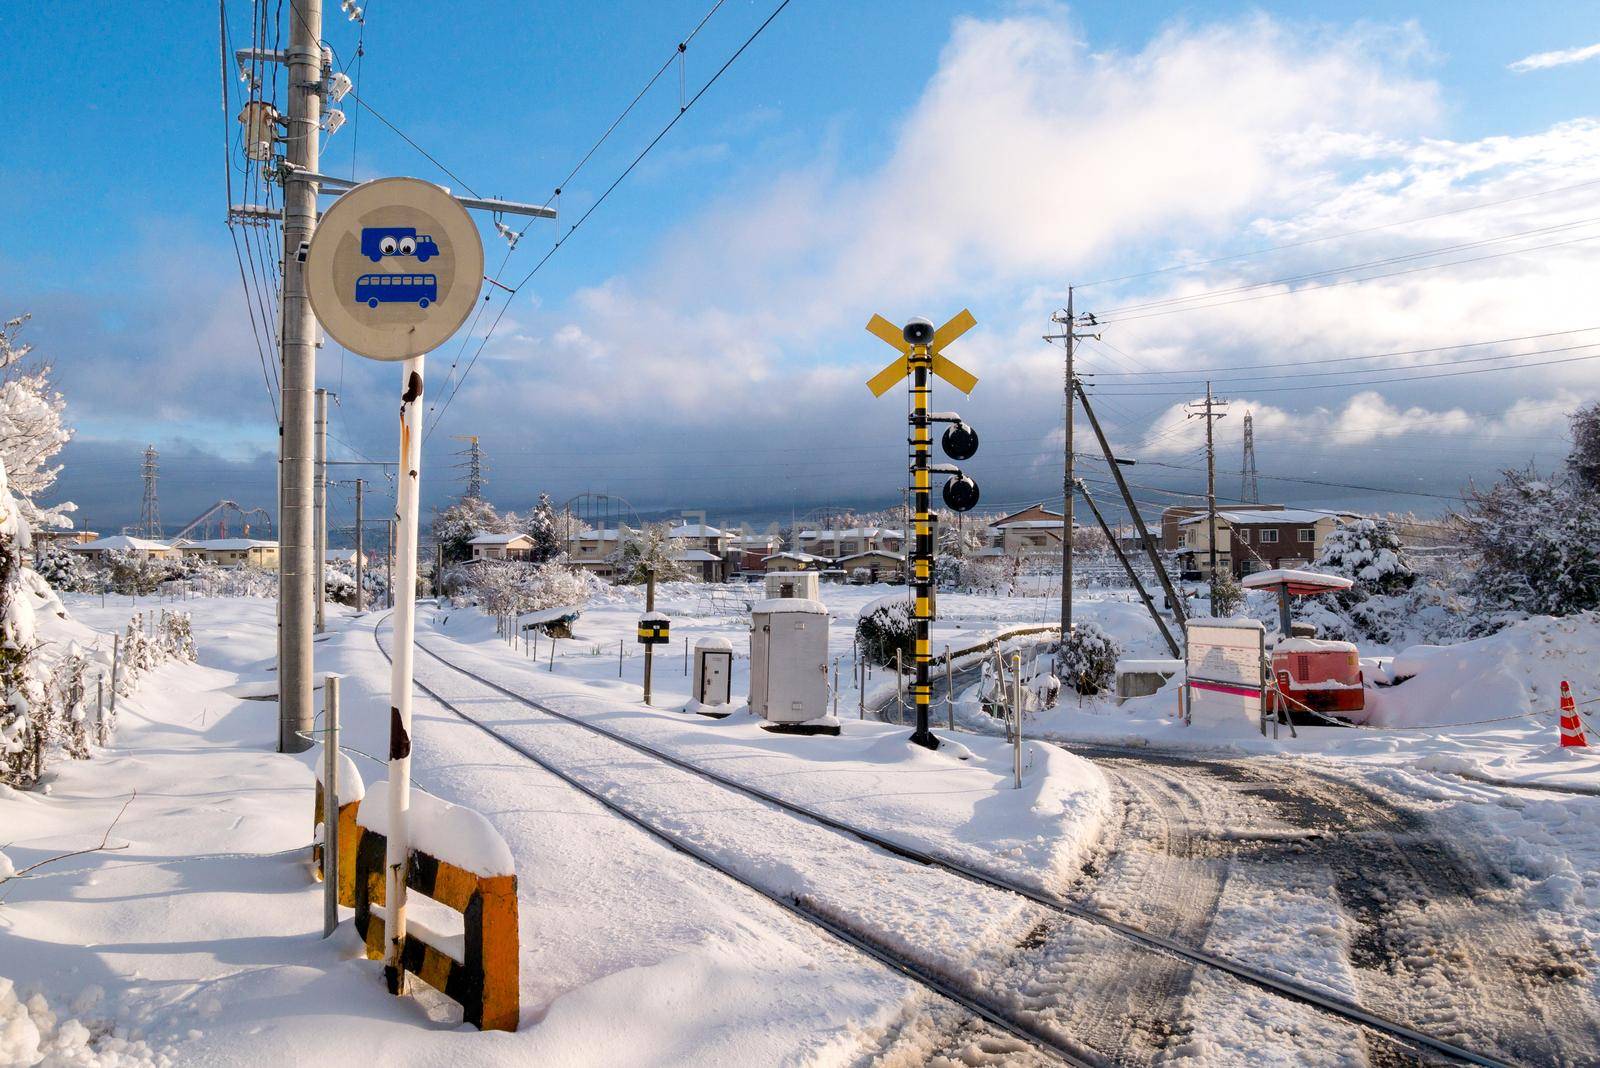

[1055,743,1600,1066]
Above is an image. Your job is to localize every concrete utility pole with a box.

[353,478,364,613]
[1187,383,1229,602]
[1046,287,1095,649]
[314,388,328,633]
[277,0,322,753]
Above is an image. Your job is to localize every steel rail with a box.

[386,618,1514,1068]
[372,618,1093,1066]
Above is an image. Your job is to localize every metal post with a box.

[946,646,955,730]
[314,388,328,633]
[832,657,839,718]
[1013,652,1023,789]
[858,653,865,720]
[1277,585,1293,640]
[643,566,655,705]
[353,478,365,613]
[618,639,624,678]
[549,635,555,671]
[895,647,905,725]
[684,635,689,676]
[96,675,105,747]
[323,674,340,938]
[909,340,937,749]
[383,355,425,997]
[277,0,321,755]
[108,635,120,728]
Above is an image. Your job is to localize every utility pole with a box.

[1076,379,1187,629]
[139,445,162,539]
[277,0,322,754]
[1045,288,1096,650]
[353,478,364,613]
[1187,383,1229,600]
[314,388,328,633]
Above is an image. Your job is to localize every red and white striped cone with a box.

[1558,680,1588,748]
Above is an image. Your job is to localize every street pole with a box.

[322,673,340,938]
[314,388,327,634]
[1205,380,1220,597]
[277,0,321,754]
[643,565,656,705]
[908,338,936,750]
[384,356,425,997]
[1061,288,1075,644]
[353,478,365,613]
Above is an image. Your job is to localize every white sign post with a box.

[305,177,483,996]
[1183,618,1265,728]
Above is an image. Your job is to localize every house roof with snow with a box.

[668,523,725,538]
[467,531,532,545]
[70,535,172,552]
[731,533,781,547]
[836,550,905,564]
[571,528,621,541]
[670,549,721,562]
[192,538,276,550]
[762,551,824,563]
[990,504,1064,527]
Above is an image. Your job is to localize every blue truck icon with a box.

[360,226,440,263]
[355,273,437,308]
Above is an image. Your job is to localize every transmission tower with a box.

[139,444,162,538]
[1241,411,1259,504]
[452,435,486,500]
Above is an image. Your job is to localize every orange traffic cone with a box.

[1559,681,1588,748]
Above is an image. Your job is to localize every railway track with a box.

[374,615,1513,1067]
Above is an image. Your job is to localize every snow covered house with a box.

[180,538,279,568]
[728,532,782,575]
[668,522,729,556]
[565,528,623,578]
[984,504,1072,558]
[671,548,724,582]
[1175,508,1364,578]
[836,549,906,583]
[762,551,826,573]
[68,534,178,561]
[796,526,905,558]
[467,531,534,562]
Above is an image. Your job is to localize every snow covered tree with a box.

[433,498,512,564]
[522,493,562,563]
[616,523,689,584]
[1317,518,1416,600]
[855,594,914,668]
[1208,570,1244,617]
[1458,468,1600,617]
[33,542,89,591]
[1567,401,1600,493]
[935,515,986,588]
[0,457,45,787]
[0,314,75,533]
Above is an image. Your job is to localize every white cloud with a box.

[1509,42,1600,73]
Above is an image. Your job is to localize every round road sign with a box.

[305,177,485,361]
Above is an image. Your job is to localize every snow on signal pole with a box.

[865,310,981,751]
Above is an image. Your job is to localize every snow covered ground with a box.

[0,591,1107,1066]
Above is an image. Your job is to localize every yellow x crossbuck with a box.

[864,309,979,397]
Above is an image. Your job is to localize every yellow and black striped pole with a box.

[865,311,979,753]
[908,341,936,748]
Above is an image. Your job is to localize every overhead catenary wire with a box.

[423,0,794,439]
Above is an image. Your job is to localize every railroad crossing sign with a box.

[864,309,979,397]
[305,177,485,361]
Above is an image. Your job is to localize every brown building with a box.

[1174,508,1363,578]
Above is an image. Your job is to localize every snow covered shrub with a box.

[157,611,197,662]
[1209,571,1244,617]
[1317,518,1415,600]
[1058,623,1118,696]
[855,595,914,668]
[33,542,89,591]
[1458,467,1600,617]
[104,550,179,596]
[0,460,45,788]
[617,523,691,584]
[47,644,91,760]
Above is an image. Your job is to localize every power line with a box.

[1076,175,1600,290]
[424,0,793,439]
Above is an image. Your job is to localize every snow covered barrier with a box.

[353,785,519,1031]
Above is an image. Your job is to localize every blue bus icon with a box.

[360,227,440,263]
[355,273,437,308]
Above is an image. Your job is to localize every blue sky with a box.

[4,1,1600,535]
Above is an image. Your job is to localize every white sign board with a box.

[305,177,485,361]
[1184,619,1264,726]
